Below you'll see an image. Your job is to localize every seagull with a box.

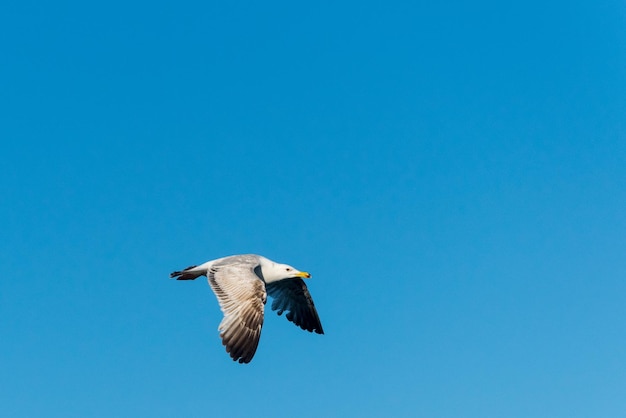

[170,254,324,363]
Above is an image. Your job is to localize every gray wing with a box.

[207,260,267,364]
[265,279,324,334]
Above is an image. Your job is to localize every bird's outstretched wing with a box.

[207,260,267,363]
[266,278,324,334]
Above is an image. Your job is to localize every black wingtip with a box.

[170,265,201,280]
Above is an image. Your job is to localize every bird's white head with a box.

[260,259,311,283]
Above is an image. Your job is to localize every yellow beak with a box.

[296,271,311,279]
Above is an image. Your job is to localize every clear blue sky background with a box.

[1,1,625,417]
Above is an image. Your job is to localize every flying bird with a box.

[170,254,324,363]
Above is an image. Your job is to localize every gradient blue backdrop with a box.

[2,1,625,417]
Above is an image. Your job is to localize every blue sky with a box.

[1,1,625,417]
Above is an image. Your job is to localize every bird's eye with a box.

[286,268,292,271]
